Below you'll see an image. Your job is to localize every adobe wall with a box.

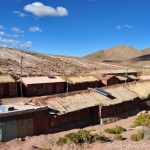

[48,106,100,133]
[0,82,18,98]
[100,98,140,124]
[22,82,65,97]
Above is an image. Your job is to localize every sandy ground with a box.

[0,113,150,150]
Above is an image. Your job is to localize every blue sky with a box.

[0,0,150,56]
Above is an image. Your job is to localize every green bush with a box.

[57,130,111,145]
[114,134,124,140]
[56,137,68,145]
[132,113,150,127]
[130,130,144,141]
[104,126,126,134]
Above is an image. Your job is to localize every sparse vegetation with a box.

[130,130,144,141]
[114,134,124,140]
[57,130,111,145]
[132,113,150,127]
[104,126,126,134]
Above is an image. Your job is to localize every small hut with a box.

[100,75,120,86]
[21,76,66,97]
[0,75,18,98]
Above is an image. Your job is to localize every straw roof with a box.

[66,76,98,84]
[99,69,137,75]
[0,75,15,83]
[138,75,150,81]
[124,80,150,100]
[45,86,138,114]
[127,75,139,80]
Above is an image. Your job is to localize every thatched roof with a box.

[43,86,138,114]
[0,75,15,83]
[124,80,150,100]
[99,69,137,75]
[62,75,98,84]
[138,75,150,80]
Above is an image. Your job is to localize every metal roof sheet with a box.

[21,76,65,86]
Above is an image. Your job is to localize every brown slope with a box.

[142,48,150,55]
[84,45,142,62]
[0,46,125,76]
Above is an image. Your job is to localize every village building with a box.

[0,75,18,98]
[21,76,66,97]
[61,75,101,92]
[99,69,137,76]
[127,75,139,82]
[22,85,140,133]
[0,105,48,142]
[100,75,120,86]
[116,76,127,84]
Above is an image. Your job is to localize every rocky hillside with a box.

[0,46,124,76]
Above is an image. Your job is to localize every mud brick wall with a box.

[139,99,150,110]
[0,83,18,98]
[48,106,100,133]
[107,77,120,85]
[101,98,140,118]
[22,82,65,97]
[68,81,101,92]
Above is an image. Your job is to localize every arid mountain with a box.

[84,45,143,61]
[84,45,150,67]
[0,46,124,76]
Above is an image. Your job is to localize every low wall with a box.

[48,106,100,133]
[100,98,140,124]
[0,109,49,142]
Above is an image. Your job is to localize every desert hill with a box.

[0,46,124,76]
[84,45,150,67]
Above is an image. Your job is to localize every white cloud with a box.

[0,37,20,46]
[0,25,6,30]
[124,24,134,28]
[0,37,32,48]
[29,26,42,32]
[116,25,122,30]
[13,11,27,17]
[24,2,68,17]
[11,27,24,33]
[0,31,6,36]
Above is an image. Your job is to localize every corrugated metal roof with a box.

[22,76,65,86]
[0,75,15,83]
[67,76,98,84]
